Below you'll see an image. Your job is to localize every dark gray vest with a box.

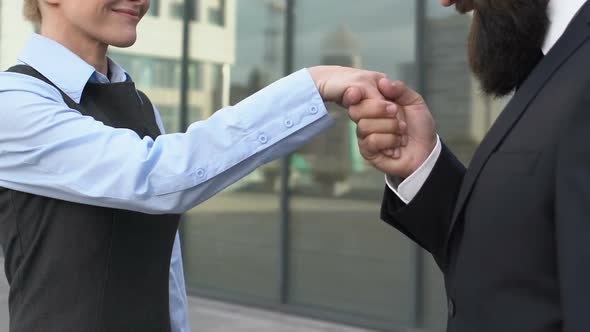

[0,65,181,332]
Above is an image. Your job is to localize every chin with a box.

[108,34,138,48]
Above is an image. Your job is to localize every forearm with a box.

[0,69,332,214]
[381,143,465,265]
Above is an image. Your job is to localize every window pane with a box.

[288,0,418,326]
[208,0,226,26]
[170,0,199,21]
[181,0,282,302]
[147,0,160,16]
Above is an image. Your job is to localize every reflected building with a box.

[298,25,362,196]
[423,14,475,161]
[423,13,509,162]
[0,2,36,70]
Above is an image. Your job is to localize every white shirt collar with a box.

[542,0,588,54]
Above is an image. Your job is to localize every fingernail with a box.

[393,148,401,159]
[383,149,394,157]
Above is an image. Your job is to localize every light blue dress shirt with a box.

[0,34,333,332]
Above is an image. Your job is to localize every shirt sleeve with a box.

[0,68,333,214]
[151,105,191,332]
[168,232,190,332]
[385,136,442,204]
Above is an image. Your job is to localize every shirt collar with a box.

[542,0,588,54]
[91,57,131,84]
[17,33,132,103]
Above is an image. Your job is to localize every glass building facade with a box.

[0,0,510,331]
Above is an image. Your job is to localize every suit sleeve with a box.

[380,143,466,268]
[554,100,590,332]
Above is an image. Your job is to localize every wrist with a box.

[307,66,327,99]
[307,66,342,103]
[409,135,440,177]
[398,135,438,178]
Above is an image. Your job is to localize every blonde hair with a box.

[23,0,42,26]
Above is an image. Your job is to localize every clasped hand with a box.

[308,65,437,179]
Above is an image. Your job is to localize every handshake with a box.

[308,66,438,179]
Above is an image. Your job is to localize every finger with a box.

[361,133,402,155]
[401,135,409,147]
[342,86,363,107]
[378,78,425,107]
[399,121,408,135]
[348,99,398,123]
[383,149,395,157]
[395,108,408,135]
[354,71,388,102]
[356,118,401,139]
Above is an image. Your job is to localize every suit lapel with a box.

[445,3,590,242]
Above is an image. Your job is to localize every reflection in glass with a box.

[147,0,160,17]
[207,0,226,26]
[181,0,282,302]
[288,0,420,326]
[170,0,199,21]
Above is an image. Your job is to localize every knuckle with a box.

[356,124,365,138]
[389,119,400,132]
[358,138,372,155]
[357,121,369,137]
[367,134,379,148]
[389,135,400,146]
[348,107,360,122]
[393,80,406,90]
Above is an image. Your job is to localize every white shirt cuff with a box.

[385,136,442,204]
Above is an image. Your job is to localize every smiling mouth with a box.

[112,8,140,19]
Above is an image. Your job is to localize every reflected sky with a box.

[232,0,450,84]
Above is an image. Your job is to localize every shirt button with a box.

[308,105,319,114]
[448,298,456,318]
[196,168,206,178]
[258,134,269,144]
[284,119,294,128]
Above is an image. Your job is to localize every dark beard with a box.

[461,0,550,97]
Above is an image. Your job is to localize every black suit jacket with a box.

[381,3,590,332]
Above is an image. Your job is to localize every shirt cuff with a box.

[385,136,442,204]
